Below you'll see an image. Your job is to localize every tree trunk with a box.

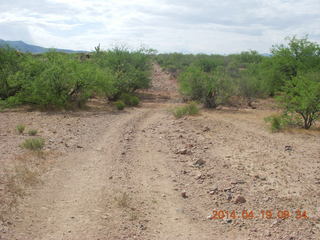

[204,91,217,108]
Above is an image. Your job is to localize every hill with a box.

[0,39,87,54]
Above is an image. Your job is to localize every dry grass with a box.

[16,124,26,134]
[128,210,138,221]
[0,152,51,223]
[21,138,45,151]
[28,129,38,136]
[0,166,39,222]
[114,192,130,208]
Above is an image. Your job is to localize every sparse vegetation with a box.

[157,36,320,130]
[16,124,26,134]
[172,102,199,118]
[28,129,38,136]
[264,115,287,132]
[114,100,125,110]
[114,192,130,208]
[120,93,140,107]
[21,138,45,151]
[0,36,319,131]
[0,151,46,223]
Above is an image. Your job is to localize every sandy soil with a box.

[1,64,320,240]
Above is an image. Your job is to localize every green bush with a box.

[114,100,125,110]
[21,138,45,151]
[1,51,100,109]
[130,96,140,106]
[92,47,152,100]
[0,46,152,110]
[277,72,320,129]
[0,47,25,100]
[179,66,233,108]
[120,93,140,106]
[28,129,38,136]
[265,115,285,132]
[16,124,26,134]
[172,102,199,118]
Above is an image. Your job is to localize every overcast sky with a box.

[0,0,319,53]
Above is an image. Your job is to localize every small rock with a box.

[77,145,83,148]
[181,190,188,198]
[209,185,218,192]
[226,193,232,201]
[193,159,206,167]
[195,174,202,180]
[235,195,246,204]
[285,145,293,151]
[225,219,233,224]
[140,224,147,230]
[203,126,210,132]
[231,180,246,185]
[176,149,188,155]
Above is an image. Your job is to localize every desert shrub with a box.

[28,129,38,136]
[264,113,300,132]
[237,65,270,106]
[120,93,140,106]
[21,138,45,151]
[194,55,219,73]
[172,102,199,118]
[94,67,117,100]
[114,100,125,110]
[16,124,26,134]
[2,51,103,109]
[0,45,152,109]
[277,72,320,129]
[264,115,287,132]
[264,36,320,95]
[0,47,26,100]
[92,46,152,100]
[130,96,140,106]
[179,66,233,108]
[155,53,195,75]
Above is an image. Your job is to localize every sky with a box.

[0,0,319,54]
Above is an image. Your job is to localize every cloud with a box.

[0,0,319,53]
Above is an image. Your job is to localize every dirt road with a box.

[1,65,320,240]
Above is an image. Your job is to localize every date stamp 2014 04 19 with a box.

[209,210,309,220]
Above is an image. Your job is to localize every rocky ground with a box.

[0,64,320,240]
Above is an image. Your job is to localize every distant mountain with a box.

[261,53,272,57]
[0,39,87,54]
